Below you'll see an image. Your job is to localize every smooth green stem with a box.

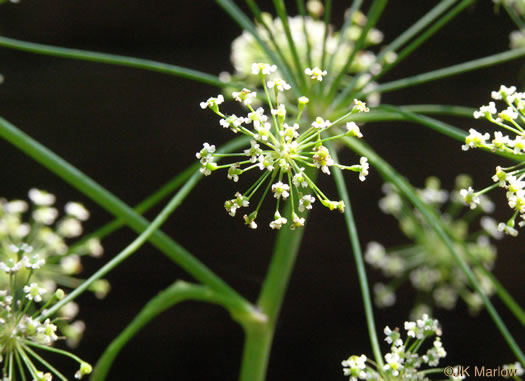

[0,116,249,310]
[338,104,474,124]
[377,105,524,162]
[93,281,237,381]
[381,0,459,57]
[273,0,307,89]
[359,47,525,98]
[239,199,309,381]
[329,144,384,369]
[465,251,525,328]
[0,36,230,87]
[342,137,525,365]
[388,0,474,74]
[68,162,199,254]
[325,0,362,75]
[39,167,252,320]
[238,322,273,381]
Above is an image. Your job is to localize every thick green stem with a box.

[0,36,230,87]
[358,47,525,98]
[68,162,199,254]
[39,168,253,321]
[330,144,384,368]
[92,281,238,381]
[239,199,309,381]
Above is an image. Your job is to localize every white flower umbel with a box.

[197,64,370,229]
[464,85,525,236]
[0,265,92,380]
[365,175,499,315]
[342,315,450,380]
[0,190,108,347]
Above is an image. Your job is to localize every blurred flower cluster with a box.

[365,176,500,317]
[0,188,109,347]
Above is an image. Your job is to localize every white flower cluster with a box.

[227,10,388,106]
[0,189,109,346]
[342,315,450,380]
[366,176,499,316]
[198,64,370,229]
[463,85,525,236]
[0,189,107,291]
[0,261,92,380]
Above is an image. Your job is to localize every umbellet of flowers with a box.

[0,252,92,380]
[462,85,525,236]
[365,175,499,316]
[0,189,109,346]
[341,314,450,380]
[198,63,370,230]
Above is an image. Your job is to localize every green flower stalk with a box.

[365,176,500,316]
[198,63,369,229]
[342,315,451,380]
[462,85,525,236]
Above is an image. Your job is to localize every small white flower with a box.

[0,259,22,274]
[508,190,525,212]
[196,143,216,162]
[257,154,275,172]
[304,67,327,81]
[22,254,45,270]
[251,63,277,75]
[292,169,308,188]
[232,88,256,105]
[459,187,480,209]
[32,207,59,225]
[24,283,47,303]
[298,195,315,212]
[365,241,386,268]
[499,106,518,121]
[511,135,525,154]
[254,122,272,142]
[64,202,90,221]
[462,128,490,151]
[269,212,288,230]
[271,182,290,200]
[358,157,369,181]
[267,78,291,92]
[199,94,224,110]
[383,352,404,376]
[473,102,497,119]
[353,99,369,113]
[313,146,334,174]
[220,115,245,132]
[290,213,305,230]
[244,140,263,163]
[311,116,331,130]
[345,122,363,138]
[298,96,309,105]
[28,189,56,206]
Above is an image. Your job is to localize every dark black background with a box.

[0,1,524,380]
